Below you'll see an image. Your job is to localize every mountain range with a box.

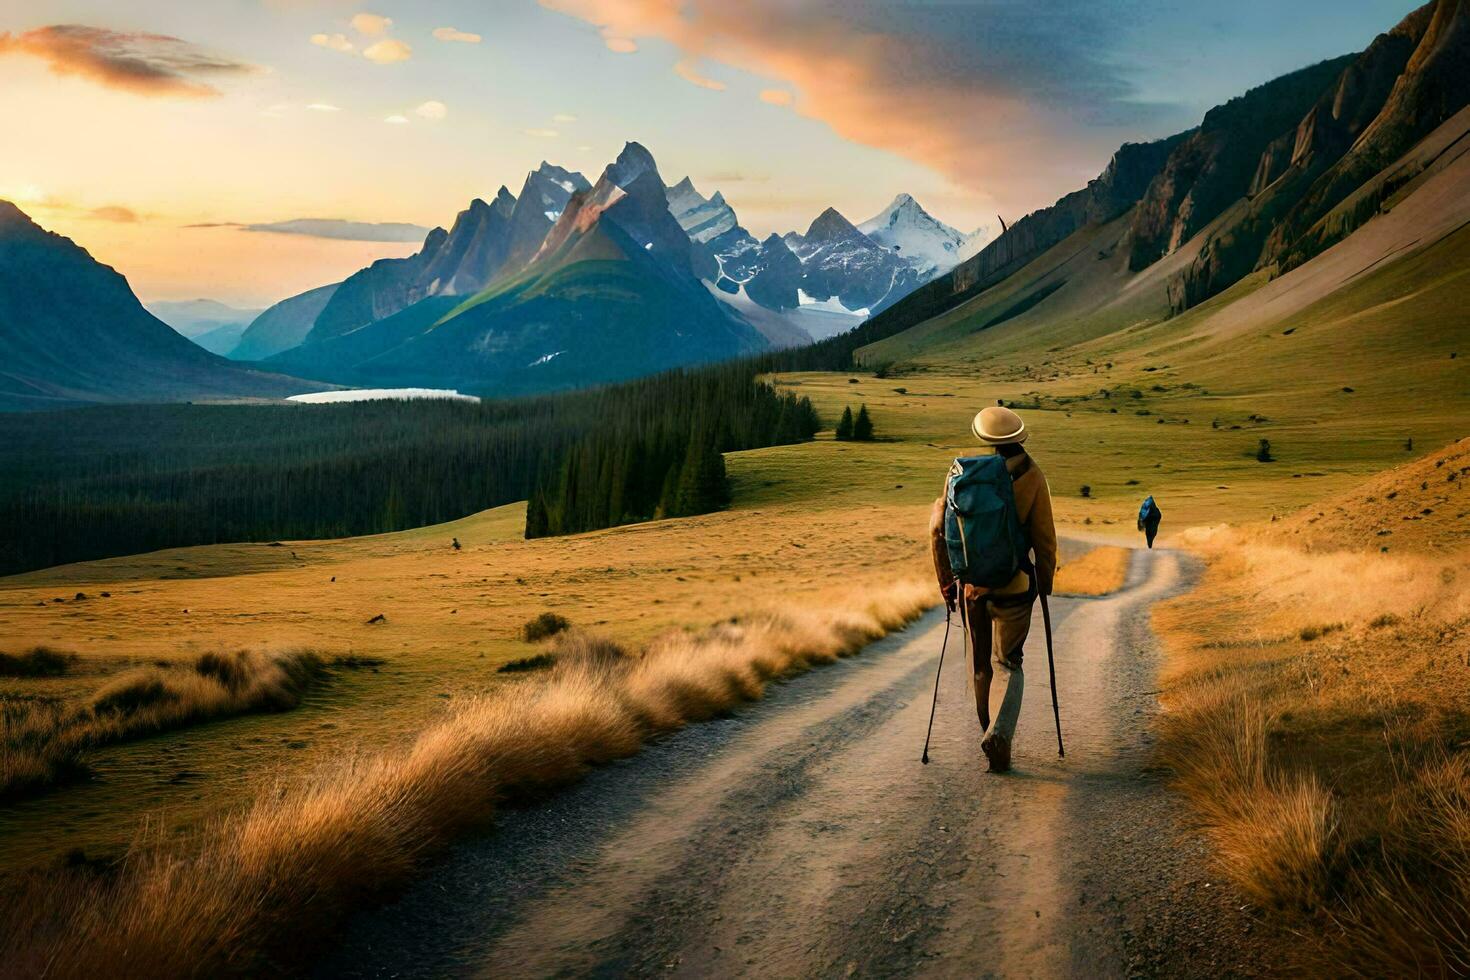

[227,143,981,395]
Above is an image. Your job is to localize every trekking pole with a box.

[920,604,953,765]
[1039,592,1064,758]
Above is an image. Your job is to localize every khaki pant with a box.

[961,587,1032,744]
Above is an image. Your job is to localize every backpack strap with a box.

[1007,454,1037,574]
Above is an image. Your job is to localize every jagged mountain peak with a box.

[607,141,660,189]
[804,207,864,243]
[493,186,517,211]
[670,176,698,196]
[530,161,589,195]
[856,192,969,276]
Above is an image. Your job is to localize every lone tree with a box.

[1256,438,1275,462]
[852,404,875,441]
[835,406,855,441]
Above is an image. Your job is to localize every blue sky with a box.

[0,0,1423,305]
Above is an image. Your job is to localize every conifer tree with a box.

[853,404,875,441]
[835,406,855,440]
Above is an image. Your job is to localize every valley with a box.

[2,0,1469,975]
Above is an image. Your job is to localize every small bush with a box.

[1257,439,1275,463]
[1369,613,1401,629]
[497,654,557,674]
[522,612,571,643]
[0,648,76,678]
[1298,623,1344,642]
[1080,485,1092,498]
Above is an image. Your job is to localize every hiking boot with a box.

[981,732,1012,772]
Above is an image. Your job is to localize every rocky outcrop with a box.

[1127,55,1354,272]
[1266,0,1468,272]
[1171,1,1457,310]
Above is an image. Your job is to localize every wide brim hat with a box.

[971,406,1027,445]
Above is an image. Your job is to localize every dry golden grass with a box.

[1052,545,1132,596]
[2,650,333,801]
[0,580,932,978]
[1155,443,1470,974]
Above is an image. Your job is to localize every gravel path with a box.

[318,548,1282,979]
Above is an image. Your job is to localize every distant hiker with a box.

[1137,496,1162,549]
[452,537,461,551]
[929,406,1058,772]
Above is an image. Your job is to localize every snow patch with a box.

[528,350,565,367]
[798,289,869,317]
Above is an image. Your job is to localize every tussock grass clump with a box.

[1297,622,1343,642]
[0,647,76,678]
[0,580,932,977]
[521,612,572,642]
[1,650,331,802]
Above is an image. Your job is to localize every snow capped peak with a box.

[857,193,968,277]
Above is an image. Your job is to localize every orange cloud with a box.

[0,24,254,98]
[673,60,725,91]
[88,205,139,223]
[536,0,1173,213]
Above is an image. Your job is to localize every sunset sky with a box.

[1,0,1419,307]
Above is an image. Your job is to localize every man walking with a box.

[1137,496,1162,549]
[929,406,1058,772]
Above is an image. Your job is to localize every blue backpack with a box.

[943,455,1030,589]
[1138,495,1160,529]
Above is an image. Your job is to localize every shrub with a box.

[0,648,76,678]
[1298,623,1343,642]
[521,612,571,643]
[1257,439,1275,463]
[1080,485,1092,498]
[497,653,557,674]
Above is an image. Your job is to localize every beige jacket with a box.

[929,452,1059,598]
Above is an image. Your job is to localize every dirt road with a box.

[320,548,1276,978]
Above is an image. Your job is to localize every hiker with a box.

[929,406,1057,772]
[1137,496,1161,549]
